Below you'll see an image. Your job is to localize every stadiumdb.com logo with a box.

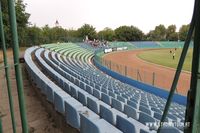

[145,121,190,129]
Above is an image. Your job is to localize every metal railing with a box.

[0,0,28,132]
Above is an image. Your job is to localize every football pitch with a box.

[137,48,193,72]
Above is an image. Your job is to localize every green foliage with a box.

[166,25,178,41]
[77,24,97,40]
[1,0,30,47]
[25,25,42,46]
[97,27,115,41]
[179,24,190,41]
[114,26,143,41]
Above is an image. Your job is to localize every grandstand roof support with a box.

[185,0,200,132]
[7,0,28,132]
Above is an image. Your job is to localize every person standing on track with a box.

[173,52,175,60]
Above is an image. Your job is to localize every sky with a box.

[23,0,194,33]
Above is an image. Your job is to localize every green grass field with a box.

[137,48,193,72]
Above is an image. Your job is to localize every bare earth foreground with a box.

[103,49,191,96]
[0,55,62,132]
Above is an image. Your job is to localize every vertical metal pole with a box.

[157,0,196,132]
[7,0,29,132]
[185,0,200,132]
[0,2,16,133]
[125,66,127,76]
[152,72,155,86]
[0,117,3,133]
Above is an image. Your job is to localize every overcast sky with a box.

[23,0,194,33]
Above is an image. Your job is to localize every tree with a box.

[25,26,42,46]
[97,27,115,41]
[115,26,143,41]
[154,24,166,41]
[166,25,178,41]
[1,0,30,47]
[179,24,190,41]
[77,24,97,40]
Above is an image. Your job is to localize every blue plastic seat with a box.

[117,95,127,103]
[86,85,93,94]
[80,113,122,133]
[78,90,88,106]
[160,126,182,133]
[87,96,100,114]
[116,115,136,133]
[93,89,101,99]
[124,104,138,120]
[127,100,138,109]
[70,85,78,99]
[108,91,116,98]
[101,93,111,105]
[54,90,71,114]
[111,98,124,112]
[139,112,157,129]
[139,105,151,115]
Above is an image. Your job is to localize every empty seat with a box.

[99,104,113,125]
[79,81,85,90]
[139,105,151,116]
[167,113,179,121]
[127,100,138,109]
[111,98,124,112]
[116,115,136,133]
[117,95,127,103]
[117,115,150,133]
[80,113,122,133]
[151,107,162,114]
[87,96,100,114]
[124,104,138,120]
[63,82,70,94]
[108,91,116,98]
[64,98,83,128]
[101,88,108,94]
[78,91,88,106]
[54,90,71,114]
[70,85,78,99]
[101,93,111,105]
[93,89,101,99]
[160,126,182,133]
[86,85,93,94]
[139,112,157,129]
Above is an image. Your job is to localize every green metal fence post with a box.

[185,0,200,132]
[7,0,29,132]
[0,117,3,133]
[0,2,16,133]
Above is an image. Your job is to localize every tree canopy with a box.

[115,26,144,41]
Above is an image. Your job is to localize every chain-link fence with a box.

[100,57,190,95]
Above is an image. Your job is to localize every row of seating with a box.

[44,44,186,121]
[46,43,184,130]
[25,43,185,133]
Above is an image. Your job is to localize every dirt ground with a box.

[103,49,191,96]
[0,53,62,132]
